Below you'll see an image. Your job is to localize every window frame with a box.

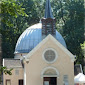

[6,79,11,85]
[42,48,58,64]
[63,75,69,85]
[15,69,19,75]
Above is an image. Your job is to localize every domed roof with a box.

[15,23,67,54]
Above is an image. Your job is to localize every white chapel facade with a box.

[3,0,75,85]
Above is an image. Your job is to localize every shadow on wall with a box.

[0,34,2,85]
[84,66,85,75]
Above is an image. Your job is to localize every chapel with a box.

[3,0,75,85]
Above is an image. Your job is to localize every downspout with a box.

[21,57,29,85]
[24,63,26,85]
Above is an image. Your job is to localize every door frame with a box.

[43,77,57,85]
[18,79,23,85]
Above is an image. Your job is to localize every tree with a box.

[61,0,84,65]
[1,0,28,27]
[0,0,28,58]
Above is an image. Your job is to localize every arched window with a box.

[41,67,59,77]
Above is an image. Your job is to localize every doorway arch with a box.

[41,67,59,85]
[41,66,59,77]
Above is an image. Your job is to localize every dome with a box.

[15,23,67,54]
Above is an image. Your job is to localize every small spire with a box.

[44,0,54,19]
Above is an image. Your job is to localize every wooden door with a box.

[44,77,57,85]
[19,79,23,85]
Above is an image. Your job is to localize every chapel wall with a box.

[25,39,74,85]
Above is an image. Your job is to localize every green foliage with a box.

[61,0,84,65]
[81,42,85,57]
[0,66,13,83]
[0,0,28,58]
[18,0,40,25]
[1,0,28,27]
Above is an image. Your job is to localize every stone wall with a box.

[3,68,24,85]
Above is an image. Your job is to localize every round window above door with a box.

[43,48,58,63]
